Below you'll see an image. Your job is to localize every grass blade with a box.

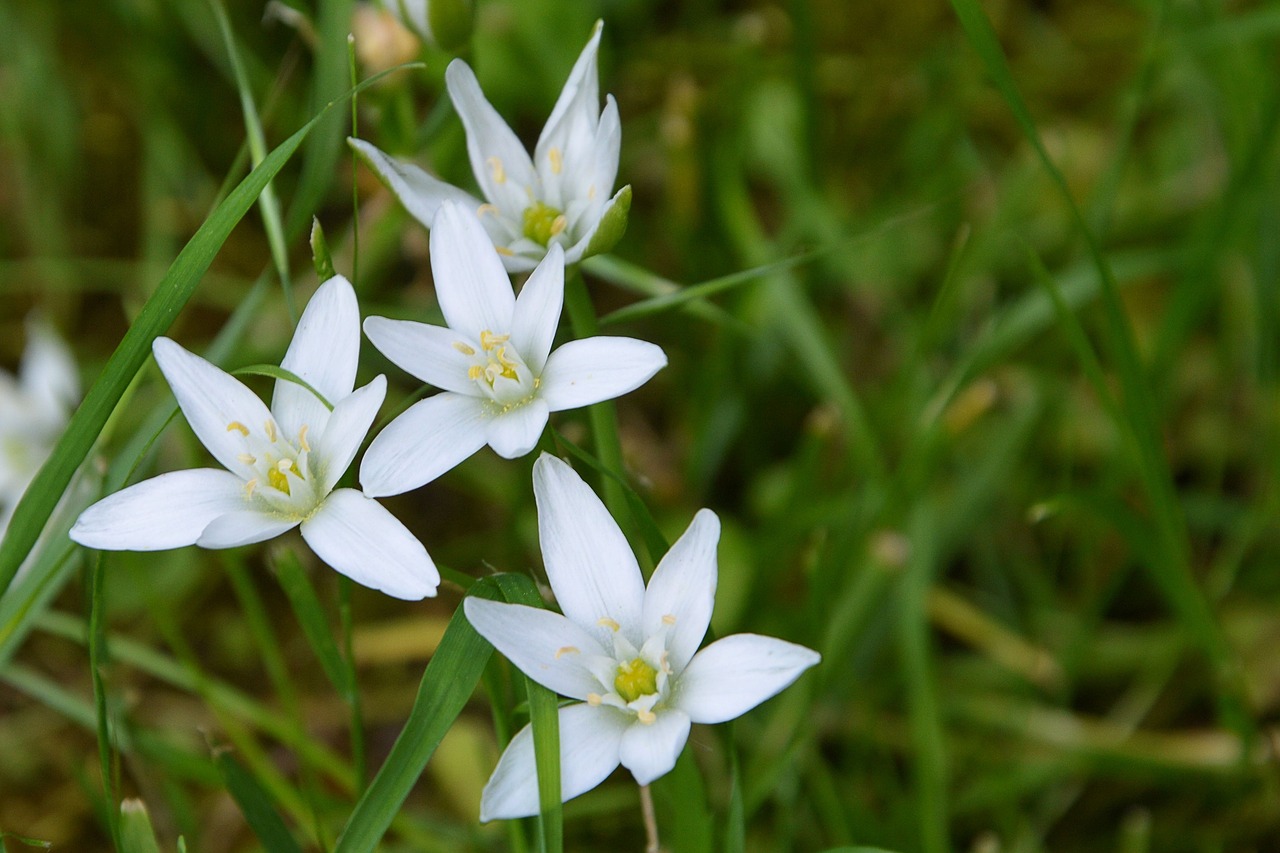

[214,749,304,853]
[118,800,163,853]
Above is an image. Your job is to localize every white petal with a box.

[300,488,439,600]
[445,60,538,218]
[480,703,629,822]
[362,316,476,395]
[196,511,299,549]
[485,399,549,459]
[642,509,720,673]
[674,634,820,724]
[272,275,360,440]
[430,201,516,341]
[618,709,691,786]
[312,376,386,495]
[70,469,246,551]
[539,337,667,412]
[19,319,79,417]
[359,392,489,497]
[534,21,603,169]
[348,138,483,230]
[153,338,273,480]
[533,454,644,648]
[509,244,564,374]
[590,95,622,204]
[464,598,608,700]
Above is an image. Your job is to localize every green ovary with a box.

[522,201,566,247]
[614,658,658,703]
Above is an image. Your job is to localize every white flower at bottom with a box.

[464,454,820,820]
[69,276,439,601]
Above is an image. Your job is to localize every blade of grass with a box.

[271,547,357,705]
[118,800,163,853]
[0,63,421,599]
[214,749,304,853]
[87,551,120,849]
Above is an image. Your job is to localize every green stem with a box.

[338,576,367,792]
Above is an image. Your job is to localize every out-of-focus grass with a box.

[2,0,1280,850]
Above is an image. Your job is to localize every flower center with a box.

[522,201,567,247]
[228,419,314,511]
[614,657,658,703]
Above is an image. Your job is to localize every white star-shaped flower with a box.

[70,276,439,601]
[464,454,821,821]
[359,201,665,496]
[0,317,80,534]
[350,20,628,272]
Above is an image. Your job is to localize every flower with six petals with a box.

[350,20,628,272]
[359,201,665,496]
[464,454,821,820]
[70,276,439,601]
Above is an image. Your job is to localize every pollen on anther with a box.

[452,341,477,356]
[468,365,485,381]
[264,420,278,442]
[555,646,580,659]
[227,421,250,436]
[662,614,677,625]
[637,709,657,725]
[587,693,603,706]
[495,246,515,257]
[550,215,567,237]
[549,147,563,175]
[298,425,310,452]
[477,203,498,218]
[243,479,258,498]
[487,156,506,184]
[237,453,257,465]
[597,617,621,632]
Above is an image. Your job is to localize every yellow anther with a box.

[479,330,510,351]
[587,184,597,201]
[477,203,499,218]
[637,709,657,725]
[662,614,677,625]
[487,156,506,184]
[243,478,258,499]
[452,341,477,356]
[227,421,250,436]
[237,453,257,465]
[597,617,621,632]
[555,646,580,659]
[298,425,310,453]
[660,650,672,675]
[277,459,293,472]
[495,246,515,256]
[549,215,567,237]
[587,693,603,706]
[549,147,563,175]
[468,365,485,381]
[264,420,278,442]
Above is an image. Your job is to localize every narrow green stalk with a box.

[562,266,628,520]
[338,576,367,792]
[87,552,120,849]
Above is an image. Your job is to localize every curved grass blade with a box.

[0,62,421,600]
[119,800,162,853]
[231,365,334,410]
[214,749,304,853]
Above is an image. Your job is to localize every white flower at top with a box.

[70,276,439,601]
[358,200,665,496]
[350,20,628,272]
[0,317,79,534]
[464,454,821,821]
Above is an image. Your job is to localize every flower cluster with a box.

[65,18,818,828]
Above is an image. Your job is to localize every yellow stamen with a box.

[243,479,258,499]
[238,453,257,465]
[597,617,620,632]
[637,709,657,725]
[660,650,672,675]
[227,421,250,436]
[487,156,506,184]
[479,330,510,351]
[264,420,277,442]
[662,614,677,625]
[549,214,567,237]
[468,365,485,381]
[477,203,499,218]
[555,646,580,659]
[495,246,515,256]
[587,693,602,706]
[298,425,310,452]
[549,147,563,174]
[452,341,477,356]
[587,184,597,201]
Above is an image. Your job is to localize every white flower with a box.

[463,454,821,821]
[375,0,472,52]
[359,201,665,496]
[0,318,79,533]
[349,20,628,272]
[70,276,439,601]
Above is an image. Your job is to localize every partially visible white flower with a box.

[375,0,472,52]
[359,201,665,496]
[350,20,628,272]
[464,454,821,820]
[0,318,79,533]
[70,276,439,601]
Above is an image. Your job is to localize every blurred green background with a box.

[2,0,1280,850]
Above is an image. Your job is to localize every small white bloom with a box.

[359,201,665,496]
[0,318,80,534]
[464,454,821,820]
[349,20,628,272]
[70,276,439,601]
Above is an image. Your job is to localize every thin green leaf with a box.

[334,579,503,851]
[311,217,336,281]
[271,547,355,702]
[87,551,119,848]
[654,751,713,853]
[0,62,421,599]
[214,749,304,853]
[723,726,745,853]
[0,832,51,851]
[231,364,334,411]
[118,800,163,853]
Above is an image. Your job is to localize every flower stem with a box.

[562,266,629,520]
[639,783,660,853]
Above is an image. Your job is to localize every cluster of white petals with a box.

[359,200,666,496]
[465,455,821,820]
[71,276,439,601]
[351,20,626,272]
[0,319,79,534]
